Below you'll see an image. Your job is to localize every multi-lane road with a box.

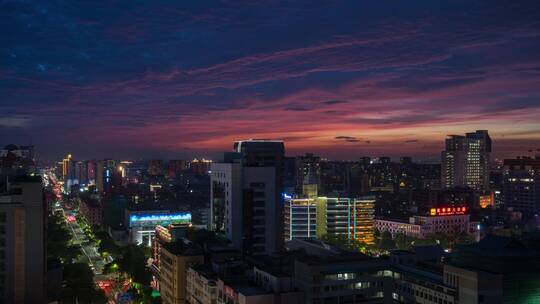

[43,170,129,303]
[42,170,106,276]
[64,210,106,275]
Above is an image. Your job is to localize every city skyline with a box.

[2,1,540,160]
[3,2,540,303]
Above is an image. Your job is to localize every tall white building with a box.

[210,140,285,255]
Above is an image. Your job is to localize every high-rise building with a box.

[442,130,491,190]
[295,153,321,196]
[0,175,45,303]
[209,161,242,249]
[502,156,540,215]
[62,154,72,180]
[210,140,284,255]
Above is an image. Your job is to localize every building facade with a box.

[375,208,471,239]
[186,265,218,304]
[284,198,317,240]
[442,130,491,190]
[284,196,375,245]
[210,140,285,255]
[502,156,540,215]
[79,199,102,226]
[0,176,45,303]
[160,242,204,304]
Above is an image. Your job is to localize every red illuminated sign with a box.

[430,206,468,216]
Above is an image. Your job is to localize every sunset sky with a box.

[2,0,540,161]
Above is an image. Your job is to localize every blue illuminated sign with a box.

[129,212,192,224]
[282,193,292,200]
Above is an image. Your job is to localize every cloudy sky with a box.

[2,0,540,161]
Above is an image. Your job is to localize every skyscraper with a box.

[210,139,284,255]
[442,130,491,190]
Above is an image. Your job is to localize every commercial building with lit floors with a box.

[0,175,45,304]
[284,196,375,245]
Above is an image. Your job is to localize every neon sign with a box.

[129,212,191,224]
[430,206,468,216]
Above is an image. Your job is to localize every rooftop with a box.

[162,240,204,256]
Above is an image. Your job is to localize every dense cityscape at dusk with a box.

[1,1,540,304]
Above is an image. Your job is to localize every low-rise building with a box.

[284,196,375,244]
[375,207,470,238]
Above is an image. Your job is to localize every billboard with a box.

[129,212,191,226]
[429,206,468,216]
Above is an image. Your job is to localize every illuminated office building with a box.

[62,154,72,180]
[284,196,375,245]
[442,130,491,190]
[284,198,317,240]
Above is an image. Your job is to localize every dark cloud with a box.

[335,136,356,140]
[335,136,360,143]
[323,100,348,105]
[285,106,312,112]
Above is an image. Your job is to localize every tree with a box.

[95,229,121,257]
[62,263,107,304]
[47,212,81,262]
[117,245,152,285]
[320,234,367,252]
[394,234,414,250]
[377,231,396,251]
